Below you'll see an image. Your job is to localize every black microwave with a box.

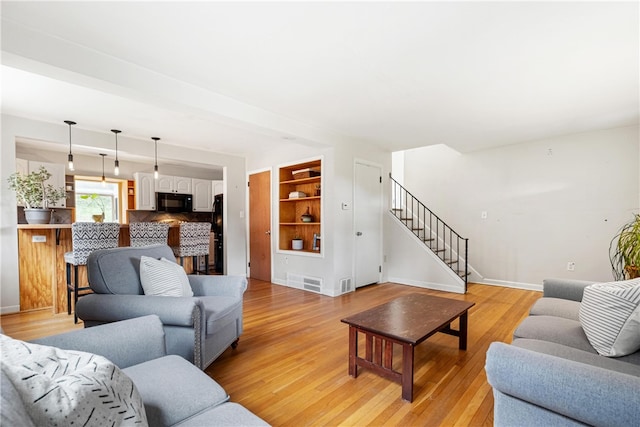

[156,192,193,213]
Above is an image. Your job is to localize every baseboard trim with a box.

[0,305,20,315]
[387,277,465,294]
[475,279,543,292]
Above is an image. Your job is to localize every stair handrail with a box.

[389,173,469,290]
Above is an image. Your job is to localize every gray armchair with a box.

[75,245,247,370]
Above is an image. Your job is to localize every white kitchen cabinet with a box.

[155,175,174,193]
[15,158,29,176]
[134,172,156,210]
[212,180,224,196]
[174,176,192,194]
[155,175,192,194]
[192,179,213,212]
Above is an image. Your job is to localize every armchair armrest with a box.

[542,278,599,302]
[486,342,640,427]
[31,315,166,368]
[188,275,248,298]
[76,294,201,327]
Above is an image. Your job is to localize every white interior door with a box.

[354,162,383,288]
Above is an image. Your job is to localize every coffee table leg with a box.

[459,311,468,350]
[401,343,414,402]
[348,326,358,377]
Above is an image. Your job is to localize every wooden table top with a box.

[341,293,475,345]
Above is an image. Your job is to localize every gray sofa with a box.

[76,245,246,370]
[485,278,640,426]
[1,315,268,426]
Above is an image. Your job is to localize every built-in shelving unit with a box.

[279,159,322,253]
[127,180,135,210]
[65,175,75,208]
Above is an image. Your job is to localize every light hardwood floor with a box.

[1,280,540,426]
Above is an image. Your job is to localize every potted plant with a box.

[7,166,66,224]
[610,214,640,280]
[80,193,106,222]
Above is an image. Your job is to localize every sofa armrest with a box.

[486,342,640,427]
[188,275,248,298]
[542,278,599,302]
[76,294,201,327]
[31,315,166,368]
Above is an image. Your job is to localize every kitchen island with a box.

[17,223,202,314]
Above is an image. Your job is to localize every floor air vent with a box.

[340,277,353,293]
[287,273,323,293]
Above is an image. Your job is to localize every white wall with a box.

[401,126,640,289]
[1,115,247,313]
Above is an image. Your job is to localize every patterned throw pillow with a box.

[139,256,193,297]
[579,278,640,357]
[0,334,148,426]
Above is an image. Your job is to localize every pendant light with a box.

[151,137,160,179]
[111,129,121,176]
[64,120,76,171]
[99,153,107,187]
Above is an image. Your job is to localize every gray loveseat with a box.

[1,315,268,426]
[76,245,247,370]
[485,278,640,426]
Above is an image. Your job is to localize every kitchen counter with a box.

[17,224,72,229]
[16,222,205,314]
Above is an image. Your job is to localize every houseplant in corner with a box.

[610,214,640,280]
[80,193,106,222]
[7,166,66,224]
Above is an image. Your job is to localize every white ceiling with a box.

[1,1,638,159]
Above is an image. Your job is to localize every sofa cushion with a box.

[176,402,270,426]
[579,278,640,357]
[87,245,176,295]
[513,315,596,353]
[1,334,148,426]
[123,355,229,426]
[512,338,640,377]
[201,296,243,336]
[529,297,580,321]
[140,255,193,297]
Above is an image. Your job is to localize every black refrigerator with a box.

[211,194,223,274]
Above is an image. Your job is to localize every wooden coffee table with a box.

[341,293,475,402]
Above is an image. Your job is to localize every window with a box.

[75,180,120,222]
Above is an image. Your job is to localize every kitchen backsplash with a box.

[127,210,213,224]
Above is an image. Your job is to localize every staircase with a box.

[389,174,469,290]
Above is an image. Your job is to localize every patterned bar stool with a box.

[171,222,211,275]
[64,222,120,323]
[129,222,170,247]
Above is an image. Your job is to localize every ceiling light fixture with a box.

[111,129,121,176]
[64,120,76,171]
[151,137,160,179]
[99,153,107,186]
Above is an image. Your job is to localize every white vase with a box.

[24,208,52,224]
[292,239,303,250]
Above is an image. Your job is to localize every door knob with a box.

[356,231,363,236]
[265,230,271,235]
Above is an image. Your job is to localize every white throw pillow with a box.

[579,278,640,357]
[139,255,193,297]
[0,334,148,426]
